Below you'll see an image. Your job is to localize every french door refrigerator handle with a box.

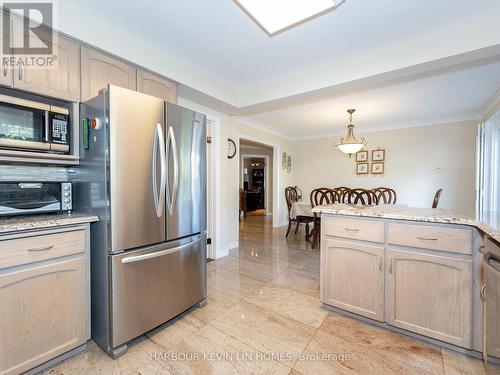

[166,126,179,215]
[152,124,165,217]
[121,238,203,264]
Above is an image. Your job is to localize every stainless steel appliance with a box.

[0,92,71,153]
[481,238,500,364]
[0,181,72,216]
[77,85,207,358]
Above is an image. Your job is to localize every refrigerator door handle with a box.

[166,126,179,215]
[152,124,166,217]
[120,238,203,264]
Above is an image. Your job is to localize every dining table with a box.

[290,201,314,219]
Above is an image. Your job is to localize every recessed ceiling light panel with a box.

[235,0,345,36]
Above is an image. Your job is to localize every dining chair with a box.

[239,189,247,222]
[341,188,378,205]
[310,188,340,249]
[285,187,313,238]
[372,187,397,204]
[432,188,443,208]
[332,186,350,197]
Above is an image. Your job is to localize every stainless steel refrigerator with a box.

[76,85,207,358]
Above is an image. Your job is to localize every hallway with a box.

[45,217,498,374]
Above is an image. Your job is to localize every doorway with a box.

[239,139,274,222]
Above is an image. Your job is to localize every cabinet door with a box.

[0,257,87,375]
[13,34,80,101]
[386,249,472,348]
[81,47,137,101]
[137,69,177,103]
[321,238,384,321]
[0,64,13,88]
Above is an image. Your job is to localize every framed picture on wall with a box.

[356,150,368,162]
[371,162,384,174]
[356,163,369,175]
[282,152,287,168]
[372,149,385,161]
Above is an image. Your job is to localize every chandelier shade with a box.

[335,109,366,156]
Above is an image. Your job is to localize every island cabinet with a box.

[0,224,90,375]
[321,238,384,322]
[320,214,476,350]
[81,47,137,101]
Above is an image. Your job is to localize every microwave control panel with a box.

[50,113,70,145]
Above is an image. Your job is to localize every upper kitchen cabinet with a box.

[0,63,13,88]
[137,69,177,103]
[81,47,137,101]
[13,33,80,102]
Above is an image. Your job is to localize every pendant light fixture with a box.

[335,109,366,156]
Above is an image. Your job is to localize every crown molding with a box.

[237,117,295,141]
[292,112,482,141]
[480,88,500,121]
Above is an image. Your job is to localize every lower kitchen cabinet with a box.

[0,256,87,375]
[386,249,472,348]
[0,224,91,375]
[322,238,384,321]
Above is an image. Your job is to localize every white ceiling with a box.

[241,58,500,139]
[59,0,500,108]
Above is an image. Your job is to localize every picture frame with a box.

[356,162,368,175]
[282,152,287,168]
[372,149,385,161]
[356,150,368,162]
[371,162,384,174]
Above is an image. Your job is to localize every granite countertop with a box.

[0,212,99,234]
[313,203,500,243]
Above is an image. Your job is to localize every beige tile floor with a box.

[45,216,500,375]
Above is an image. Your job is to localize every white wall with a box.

[293,121,477,211]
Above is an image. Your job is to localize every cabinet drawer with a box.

[322,216,384,243]
[0,229,86,269]
[388,223,472,255]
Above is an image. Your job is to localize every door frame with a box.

[240,154,270,214]
[206,116,221,259]
[238,135,280,228]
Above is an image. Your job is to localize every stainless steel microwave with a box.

[0,94,70,153]
[0,182,72,216]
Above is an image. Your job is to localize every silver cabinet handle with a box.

[480,284,487,301]
[18,62,23,80]
[389,259,393,274]
[416,237,438,241]
[121,238,202,264]
[344,228,359,232]
[27,244,55,252]
[379,257,383,271]
[166,126,179,215]
[3,64,7,77]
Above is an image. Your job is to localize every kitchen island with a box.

[313,203,499,363]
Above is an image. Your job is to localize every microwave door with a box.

[0,95,50,151]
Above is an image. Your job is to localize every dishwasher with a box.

[482,248,500,364]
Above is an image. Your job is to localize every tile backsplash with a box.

[0,165,75,182]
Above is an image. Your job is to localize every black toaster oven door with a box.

[0,183,61,216]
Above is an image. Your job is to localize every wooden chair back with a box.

[285,187,299,219]
[372,187,397,204]
[342,188,378,205]
[310,188,340,219]
[333,186,350,197]
[432,188,443,208]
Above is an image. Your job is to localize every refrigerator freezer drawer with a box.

[110,233,206,348]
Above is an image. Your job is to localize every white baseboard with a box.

[228,241,239,250]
